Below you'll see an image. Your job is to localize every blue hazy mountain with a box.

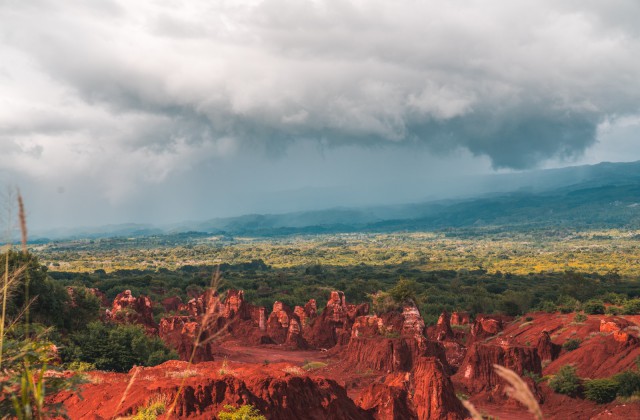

[32,160,640,240]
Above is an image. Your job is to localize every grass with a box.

[282,366,305,376]
[128,394,170,420]
[166,369,198,379]
[219,357,235,376]
[302,361,327,371]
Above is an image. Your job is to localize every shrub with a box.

[131,394,169,420]
[218,404,266,420]
[583,300,605,315]
[557,296,580,314]
[369,291,399,314]
[548,365,580,396]
[562,338,581,351]
[63,322,177,372]
[523,370,542,384]
[389,278,419,304]
[302,361,328,371]
[539,301,558,313]
[573,313,587,323]
[623,299,640,315]
[605,306,622,316]
[584,378,619,404]
[612,370,640,397]
[66,361,96,372]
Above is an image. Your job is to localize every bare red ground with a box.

[58,290,640,419]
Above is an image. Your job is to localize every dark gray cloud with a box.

[1,0,640,228]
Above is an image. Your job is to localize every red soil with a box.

[56,290,640,419]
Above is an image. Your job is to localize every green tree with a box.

[584,378,619,403]
[63,322,177,372]
[548,365,580,396]
[389,278,419,304]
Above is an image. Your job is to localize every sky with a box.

[1,0,640,230]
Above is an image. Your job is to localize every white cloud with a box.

[1,0,640,226]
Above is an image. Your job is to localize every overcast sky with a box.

[1,0,640,230]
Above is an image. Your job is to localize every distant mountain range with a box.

[31,160,640,241]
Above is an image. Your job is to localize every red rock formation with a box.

[402,305,426,337]
[223,289,248,318]
[600,316,637,344]
[307,291,369,348]
[455,343,542,395]
[267,301,292,344]
[266,301,307,347]
[345,336,448,373]
[158,316,214,362]
[358,373,417,420]
[107,290,157,333]
[56,360,371,420]
[536,331,561,362]
[305,298,318,317]
[252,306,267,331]
[412,357,467,420]
[434,311,455,341]
[440,341,467,370]
[470,315,507,342]
[352,315,387,338]
[358,360,466,420]
[450,312,470,326]
[161,296,183,312]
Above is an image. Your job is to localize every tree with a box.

[63,322,177,372]
[548,365,580,396]
[389,278,419,304]
[584,378,619,403]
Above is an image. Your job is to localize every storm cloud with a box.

[1,0,640,228]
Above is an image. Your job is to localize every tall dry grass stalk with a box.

[17,191,27,254]
[0,189,26,369]
[164,269,227,418]
[112,367,141,419]
[461,400,483,420]
[494,364,543,420]
[111,269,229,419]
[458,365,543,420]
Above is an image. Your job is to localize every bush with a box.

[584,378,619,403]
[389,278,419,304]
[302,361,328,371]
[562,338,581,351]
[131,395,169,420]
[548,365,580,396]
[623,299,640,315]
[369,291,399,314]
[583,300,605,315]
[605,306,622,316]
[557,295,580,314]
[573,313,587,323]
[66,361,96,372]
[612,370,640,397]
[218,405,266,420]
[539,301,558,313]
[63,322,177,372]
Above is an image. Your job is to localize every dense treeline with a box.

[5,242,640,374]
[49,257,640,325]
